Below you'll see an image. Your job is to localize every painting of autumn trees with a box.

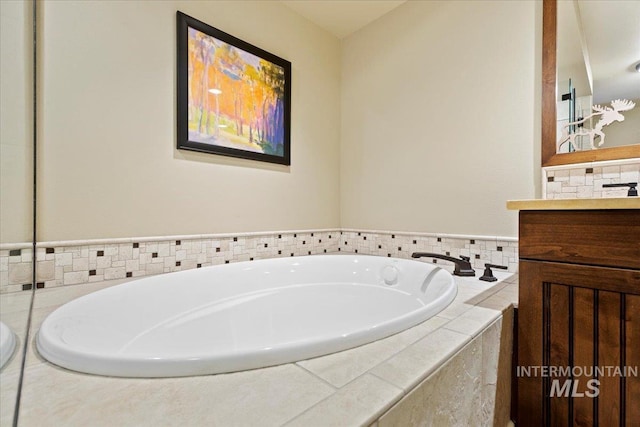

[185,26,289,160]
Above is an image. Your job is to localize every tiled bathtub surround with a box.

[1,229,518,293]
[543,158,640,199]
[340,230,518,273]
[31,230,341,291]
[1,230,340,294]
[1,244,33,294]
[16,270,518,426]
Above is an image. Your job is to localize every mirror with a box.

[0,0,35,424]
[542,0,640,166]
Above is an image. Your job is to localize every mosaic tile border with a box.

[339,229,518,273]
[543,158,640,199]
[1,245,34,293]
[1,229,519,293]
[35,230,340,291]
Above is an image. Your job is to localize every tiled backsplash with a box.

[1,228,518,293]
[1,245,33,293]
[0,230,341,293]
[543,159,640,199]
[339,230,518,272]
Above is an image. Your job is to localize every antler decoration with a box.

[610,98,636,112]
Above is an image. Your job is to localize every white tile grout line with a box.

[341,229,518,243]
[1,228,518,251]
[32,228,342,248]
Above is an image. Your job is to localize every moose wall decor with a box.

[558,98,636,151]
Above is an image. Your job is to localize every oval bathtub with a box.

[37,255,457,378]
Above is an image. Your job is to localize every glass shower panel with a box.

[0,0,35,425]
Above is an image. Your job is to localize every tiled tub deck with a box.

[9,266,518,426]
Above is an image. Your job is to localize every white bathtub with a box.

[37,255,457,378]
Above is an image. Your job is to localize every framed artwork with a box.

[177,11,291,165]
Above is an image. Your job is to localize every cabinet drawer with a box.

[519,210,640,269]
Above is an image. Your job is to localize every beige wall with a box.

[38,0,542,242]
[605,105,640,148]
[1,0,33,244]
[38,1,341,241]
[340,0,540,238]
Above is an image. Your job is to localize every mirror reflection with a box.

[0,0,34,425]
[556,0,640,153]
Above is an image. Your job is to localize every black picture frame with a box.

[177,11,291,165]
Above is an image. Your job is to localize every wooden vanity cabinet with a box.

[516,209,640,426]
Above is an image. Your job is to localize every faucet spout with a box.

[602,182,638,197]
[411,252,476,277]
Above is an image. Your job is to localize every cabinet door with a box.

[517,260,640,426]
